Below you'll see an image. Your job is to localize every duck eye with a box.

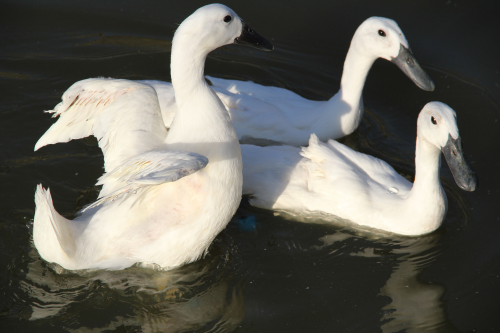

[431,116,437,125]
[378,30,386,37]
[223,15,232,23]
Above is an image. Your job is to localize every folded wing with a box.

[87,150,209,209]
[302,134,410,194]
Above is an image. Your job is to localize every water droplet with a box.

[388,187,399,194]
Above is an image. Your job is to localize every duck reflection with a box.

[377,233,457,332]
[23,241,244,332]
[348,231,458,332]
[316,228,458,332]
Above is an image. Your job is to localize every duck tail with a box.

[33,185,77,265]
[300,133,326,163]
[296,134,330,185]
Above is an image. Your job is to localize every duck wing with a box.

[88,150,209,206]
[137,80,178,128]
[207,76,309,105]
[35,78,168,172]
[207,77,321,142]
[302,134,410,194]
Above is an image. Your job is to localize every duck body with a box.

[33,4,273,270]
[242,102,476,236]
[34,77,242,270]
[139,16,434,146]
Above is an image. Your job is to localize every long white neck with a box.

[313,41,377,140]
[337,45,376,109]
[412,138,442,193]
[400,137,447,235]
[166,32,241,163]
[170,35,208,110]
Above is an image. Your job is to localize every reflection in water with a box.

[316,229,459,332]
[376,235,458,332]
[22,242,244,332]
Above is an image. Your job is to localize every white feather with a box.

[35,79,168,172]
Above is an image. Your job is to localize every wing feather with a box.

[84,150,209,210]
[301,134,409,192]
[35,78,168,171]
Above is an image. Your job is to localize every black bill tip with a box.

[391,44,435,91]
[234,22,274,51]
[442,134,477,192]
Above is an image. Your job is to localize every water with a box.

[1,0,500,331]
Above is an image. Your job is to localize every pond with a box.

[1,0,499,331]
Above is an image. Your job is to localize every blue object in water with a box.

[236,216,258,232]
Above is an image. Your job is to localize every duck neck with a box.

[314,43,377,139]
[402,137,446,234]
[380,137,446,236]
[411,137,442,197]
[336,45,376,108]
[166,31,242,185]
[170,37,209,111]
[167,34,237,147]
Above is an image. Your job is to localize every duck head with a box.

[417,102,477,191]
[353,17,435,91]
[173,4,273,54]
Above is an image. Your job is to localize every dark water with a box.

[1,0,500,331]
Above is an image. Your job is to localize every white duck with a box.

[32,4,273,271]
[139,16,435,146]
[241,102,476,236]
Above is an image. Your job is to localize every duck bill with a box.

[442,134,477,191]
[391,44,435,91]
[234,22,274,51]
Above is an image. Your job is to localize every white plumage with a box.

[35,80,168,172]
[33,4,272,270]
[241,102,476,236]
[139,16,434,146]
[39,17,433,148]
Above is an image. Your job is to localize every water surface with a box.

[1,0,500,331]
